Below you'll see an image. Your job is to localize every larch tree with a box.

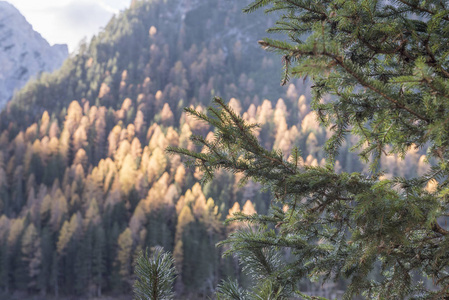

[116,228,134,289]
[21,224,42,290]
[166,0,449,299]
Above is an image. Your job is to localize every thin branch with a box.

[396,0,449,22]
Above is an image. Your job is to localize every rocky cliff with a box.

[0,1,68,109]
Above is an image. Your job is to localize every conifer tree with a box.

[39,226,53,295]
[133,247,176,300]
[21,224,41,291]
[116,228,134,290]
[92,225,106,297]
[168,0,449,298]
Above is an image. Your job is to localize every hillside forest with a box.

[0,0,432,298]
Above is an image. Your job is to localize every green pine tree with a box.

[39,226,53,295]
[168,0,449,298]
[93,225,106,297]
[0,240,9,293]
[133,247,176,300]
[116,228,134,291]
[21,224,41,291]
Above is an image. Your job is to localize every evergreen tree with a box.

[133,247,176,300]
[92,225,106,297]
[168,0,449,298]
[39,226,53,295]
[50,252,59,297]
[116,228,134,291]
[0,242,8,293]
[20,224,41,291]
[74,225,93,295]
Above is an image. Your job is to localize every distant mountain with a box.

[0,1,68,109]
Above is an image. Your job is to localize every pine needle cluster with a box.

[133,247,176,300]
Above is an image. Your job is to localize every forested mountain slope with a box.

[0,0,429,298]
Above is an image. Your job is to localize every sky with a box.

[7,0,130,52]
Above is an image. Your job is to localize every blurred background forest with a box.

[0,0,431,299]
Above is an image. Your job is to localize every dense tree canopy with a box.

[169,0,449,298]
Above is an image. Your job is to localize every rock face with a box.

[0,1,68,109]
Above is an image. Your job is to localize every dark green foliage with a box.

[0,242,9,292]
[133,247,176,300]
[216,279,248,300]
[39,227,53,294]
[92,225,106,296]
[146,211,175,251]
[181,221,219,293]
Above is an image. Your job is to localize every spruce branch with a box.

[395,0,449,21]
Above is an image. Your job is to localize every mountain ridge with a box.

[0,1,68,109]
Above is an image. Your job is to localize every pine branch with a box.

[133,247,176,300]
[395,0,449,22]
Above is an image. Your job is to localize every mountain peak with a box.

[0,1,68,109]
